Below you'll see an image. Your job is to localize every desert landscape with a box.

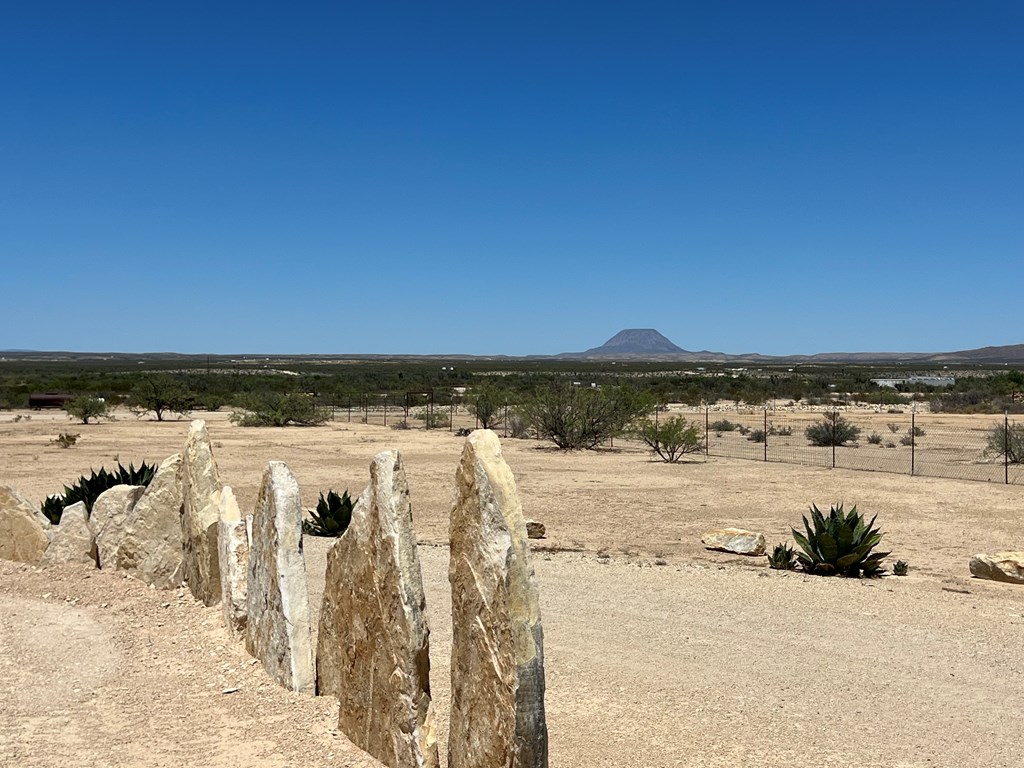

[2,408,1022,767]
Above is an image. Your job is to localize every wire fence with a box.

[689,406,1023,485]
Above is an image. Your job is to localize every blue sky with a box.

[2,2,1021,355]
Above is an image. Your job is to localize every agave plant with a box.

[766,542,797,570]
[40,461,158,524]
[791,503,889,577]
[303,490,354,537]
[893,559,909,576]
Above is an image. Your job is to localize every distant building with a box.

[871,376,955,389]
[29,393,75,408]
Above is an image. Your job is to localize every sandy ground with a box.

[1,409,1023,767]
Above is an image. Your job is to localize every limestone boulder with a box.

[40,502,97,567]
[181,420,223,606]
[316,450,438,768]
[701,528,766,556]
[218,486,250,636]
[246,461,314,693]
[88,485,145,568]
[969,552,1024,585]
[525,519,546,539]
[449,430,548,768]
[115,454,185,589]
[0,486,51,564]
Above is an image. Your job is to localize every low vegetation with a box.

[41,462,158,524]
[985,421,1024,464]
[633,416,704,463]
[302,490,354,537]
[230,391,329,427]
[50,432,80,448]
[893,559,909,576]
[791,503,889,577]
[519,384,652,450]
[64,396,111,424]
[805,412,861,446]
[766,542,797,570]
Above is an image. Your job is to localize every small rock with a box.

[701,528,766,556]
[525,519,546,539]
[969,552,1024,585]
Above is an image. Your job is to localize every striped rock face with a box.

[316,450,438,768]
[246,461,314,694]
[448,430,548,768]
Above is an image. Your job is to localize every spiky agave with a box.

[766,542,797,570]
[302,489,354,537]
[792,503,889,577]
[40,461,158,524]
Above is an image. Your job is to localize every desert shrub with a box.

[766,542,797,570]
[390,420,411,430]
[893,559,909,576]
[64,395,111,424]
[230,391,329,427]
[415,408,449,429]
[768,424,793,437]
[748,428,766,443]
[632,416,704,463]
[454,427,473,437]
[887,422,901,433]
[911,425,925,437]
[867,432,882,445]
[126,376,193,421]
[709,419,737,432]
[50,432,80,448]
[985,421,1024,464]
[506,409,531,438]
[737,424,751,436]
[885,441,897,449]
[899,431,915,446]
[41,462,157,523]
[805,413,861,446]
[464,383,506,430]
[791,503,889,577]
[520,383,653,451]
[303,490,353,537]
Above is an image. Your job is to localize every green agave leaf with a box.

[817,531,838,563]
[792,529,817,561]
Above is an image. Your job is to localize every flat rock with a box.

[115,454,185,589]
[525,519,546,539]
[88,485,145,568]
[40,502,97,567]
[0,486,50,564]
[316,450,438,768]
[449,430,548,768]
[969,552,1024,585]
[701,528,766,556]
[181,420,223,606]
[218,486,249,636]
[246,461,314,693]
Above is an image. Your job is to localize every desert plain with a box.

[1,408,1022,767]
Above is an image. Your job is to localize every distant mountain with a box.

[577,329,686,356]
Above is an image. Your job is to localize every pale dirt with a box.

[2,409,1023,767]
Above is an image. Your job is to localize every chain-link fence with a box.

[691,406,1023,485]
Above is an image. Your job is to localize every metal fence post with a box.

[704,404,710,457]
[911,407,916,476]
[1005,411,1010,485]
[831,411,837,469]
[763,408,768,462]
[504,402,509,438]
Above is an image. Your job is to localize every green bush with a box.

[748,428,766,443]
[632,416,704,463]
[126,376,193,421]
[768,424,793,437]
[766,542,797,570]
[867,432,882,445]
[64,396,111,424]
[893,559,909,576]
[985,421,1024,464]
[230,392,329,427]
[520,384,653,451]
[464,383,506,430]
[303,490,354,537]
[791,503,889,577]
[709,419,737,432]
[804,413,861,446]
[41,462,157,523]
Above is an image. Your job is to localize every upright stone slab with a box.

[181,420,223,606]
[116,454,186,589]
[316,450,438,768]
[246,461,314,693]
[449,430,548,768]
[218,485,250,635]
[41,502,97,567]
[88,484,145,568]
[0,486,51,564]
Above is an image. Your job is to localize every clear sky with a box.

[2,2,1021,356]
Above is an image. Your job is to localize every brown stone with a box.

[0,486,50,564]
[525,520,546,539]
[115,454,185,589]
[40,502,97,567]
[246,461,314,693]
[969,552,1024,585]
[181,420,223,606]
[316,450,438,768]
[701,528,766,556]
[449,430,548,768]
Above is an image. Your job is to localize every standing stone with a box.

[40,502,97,567]
[316,451,438,768]
[449,430,548,768]
[181,420,223,606]
[218,485,250,636]
[0,486,51,564]
[116,454,186,589]
[88,485,145,568]
[246,461,314,693]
